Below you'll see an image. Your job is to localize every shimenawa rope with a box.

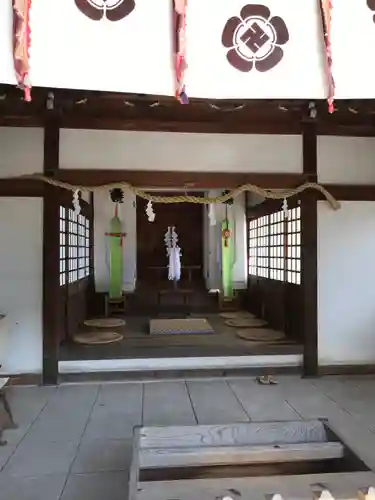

[14,173,341,210]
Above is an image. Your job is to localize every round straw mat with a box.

[236,328,285,342]
[225,318,267,328]
[219,311,256,320]
[73,331,123,345]
[83,318,125,328]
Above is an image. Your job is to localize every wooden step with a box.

[139,442,344,469]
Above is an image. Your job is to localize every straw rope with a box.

[14,173,341,209]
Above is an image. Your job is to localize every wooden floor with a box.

[2,375,375,499]
[60,314,302,361]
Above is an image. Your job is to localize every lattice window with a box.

[248,218,258,275]
[269,210,285,281]
[59,206,66,286]
[85,217,90,277]
[77,214,86,279]
[287,206,301,285]
[257,215,269,278]
[68,209,78,283]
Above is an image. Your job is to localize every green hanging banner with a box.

[105,202,126,300]
[221,217,234,299]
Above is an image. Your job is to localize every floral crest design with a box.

[367,0,375,22]
[75,0,135,22]
[222,4,289,73]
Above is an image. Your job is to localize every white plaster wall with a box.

[318,201,375,365]
[81,190,91,203]
[318,136,375,184]
[94,190,136,293]
[0,198,43,375]
[60,130,303,173]
[0,127,44,176]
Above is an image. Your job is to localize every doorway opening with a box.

[136,192,205,290]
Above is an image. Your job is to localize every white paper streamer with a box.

[164,226,182,281]
[282,198,289,218]
[72,189,81,215]
[208,203,216,226]
[146,200,155,222]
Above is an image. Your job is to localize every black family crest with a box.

[75,0,135,21]
[222,4,289,72]
[367,0,375,22]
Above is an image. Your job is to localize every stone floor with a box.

[2,375,375,499]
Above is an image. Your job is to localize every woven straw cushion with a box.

[73,331,123,345]
[219,311,256,320]
[84,318,125,328]
[236,328,286,342]
[225,318,267,328]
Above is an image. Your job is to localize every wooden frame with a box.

[59,195,93,344]
[2,84,375,379]
[2,86,375,137]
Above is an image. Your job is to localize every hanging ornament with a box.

[173,0,189,104]
[221,212,234,299]
[109,188,124,204]
[72,189,81,215]
[282,198,289,218]
[208,203,216,226]
[319,0,335,113]
[146,200,155,222]
[13,0,32,101]
[222,226,231,248]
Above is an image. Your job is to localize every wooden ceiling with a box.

[1,84,375,136]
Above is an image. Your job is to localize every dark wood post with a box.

[301,121,318,377]
[42,111,61,385]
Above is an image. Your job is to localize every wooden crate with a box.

[129,420,375,500]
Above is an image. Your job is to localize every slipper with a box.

[256,375,278,385]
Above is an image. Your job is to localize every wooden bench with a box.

[128,420,375,500]
[0,377,16,446]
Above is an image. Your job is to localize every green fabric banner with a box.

[221,218,234,299]
[108,212,124,299]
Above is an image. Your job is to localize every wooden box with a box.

[129,420,375,500]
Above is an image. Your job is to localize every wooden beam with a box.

[138,442,344,469]
[42,115,60,385]
[301,122,318,377]
[4,114,375,136]
[138,420,327,448]
[57,170,306,190]
[321,184,375,201]
[2,86,375,135]
[0,179,43,197]
[59,116,302,135]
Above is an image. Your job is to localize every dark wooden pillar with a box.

[301,122,318,377]
[42,116,60,385]
[87,192,96,316]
